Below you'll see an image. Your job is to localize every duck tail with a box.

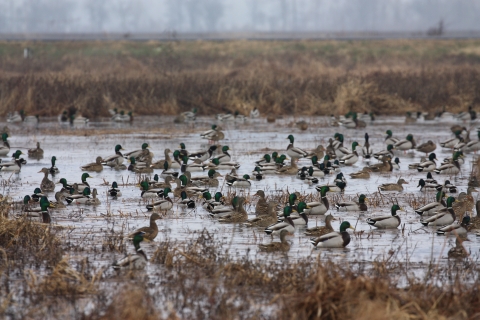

[366,218,375,226]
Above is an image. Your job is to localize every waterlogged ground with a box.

[2,115,480,280]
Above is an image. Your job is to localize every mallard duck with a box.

[156,162,176,181]
[440,131,463,148]
[180,156,206,172]
[146,188,174,211]
[188,145,218,162]
[57,178,74,197]
[0,133,10,156]
[31,187,46,202]
[265,206,295,236]
[421,196,457,226]
[317,174,346,193]
[66,187,92,205]
[378,178,408,192]
[250,107,260,118]
[75,173,91,192]
[307,145,326,159]
[339,141,361,165]
[251,167,264,180]
[467,200,480,231]
[286,135,307,159]
[436,180,457,193]
[436,216,470,236]
[0,155,24,172]
[394,134,416,151]
[226,174,251,187]
[349,169,370,179]
[415,191,446,216]
[127,212,162,241]
[276,158,299,175]
[190,169,222,187]
[448,237,470,259]
[385,130,399,145]
[52,192,66,209]
[147,175,173,190]
[209,195,241,218]
[124,143,150,160]
[102,144,124,167]
[335,194,367,211]
[151,148,172,169]
[179,191,195,208]
[464,130,480,153]
[83,188,100,205]
[200,124,220,139]
[28,142,43,158]
[392,157,401,170]
[253,190,269,216]
[207,158,241,170]
[417,153,437,172]
[364,156,393,173]
[366,205,402,229]
[425,172,438,184]
[304,214,335,236]
[140,181,165,198]
[362,133,373,159]
[112,110,133,122]
[245,202,277,227]
[108,181,122,198]
[112,231,147,270]
[213,146,232,163]
[287,202,309,225]
[133,159,153,174]
[38,168,55,192]
[416,140,436,156]
[258,229,290,252]
[373,144,394,160]
[202,191,225,212]
[310,221,354,248]
[81,156,103,172]
[434,152,462,175]
[6,111,22,123]
[218,197,248,223]
[71,114,89,127]
[24,196,55,223]
[417,179,441,192]
[304,186,330,215]
[49,156,60,175]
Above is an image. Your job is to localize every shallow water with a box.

[3,115,480,275]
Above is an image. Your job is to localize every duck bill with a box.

[349,226,355,230]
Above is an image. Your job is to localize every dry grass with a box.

[1,40,480,117]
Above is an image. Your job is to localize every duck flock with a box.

[4,106,480,269]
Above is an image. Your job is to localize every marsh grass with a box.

[1,40,480,118]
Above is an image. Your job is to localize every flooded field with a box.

[1,115,480,319]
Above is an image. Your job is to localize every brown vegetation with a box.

[1,40,480,117]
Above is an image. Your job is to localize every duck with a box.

[112,231,148,270]
[145,188,174,211]
[378,178,409,192]
[317,174,346,193]
[178,191,195,208]
[6,111,22,123]
[364,156,393,173]
[465,130,480,153]
[124,143,151,161]
[436,180,458,193]
[207,158,241,170]
[31,188,46,202]
[181,156,206,172]
[366,205,402,229]
[310,221,354,248]
[253,190,269,216]
[66,187,92,205]
[304,214,335,236]
[286,135,308,159]
[0,133,10,156]
[218,197,248,223]
[226,174,251,187]
[132,159,154,174]
[81,156,103,172]
[160,161,179,180]
[335,194,367,211]
[200,124,220,139]
[146,175,172,189]
[307,145,326,159]
[373,144,395,160]
[440,131,463,148]
[57,178,74,197]
[258,229,290,252]
[394,134,416,151]
[416,140,436,156]
[245,202,277,227]
[71,114,89,127]
[213,146,232,163]
[421,196,456,226]
[453,129,471,151]
[0,156,24,172]
[28,142,44,158]
[392,157,401,170]
[305,186,330,215]
[415,191,446,216]
[188,145,218,162]
[436,216,470,236]
[349,169,370,179]
[417,179,441,192]
[434,152,462,175]
[75,173,92,192]
[84,188,100,205]
[417,153,438,172]
[425,172,438,184]
[264,206,296,236]
[108,181,122,198]
[23,196,55,223]
[151,148,172,169]
[448,237,470,259]
[52,192,66,209]
[276,158,299,175]
[250,107,260,118]
[140,181,165,198]
[251,167,264,180]
[287,202,309,225]
[49,156,60,175]
[38,168,55,192]
[202,191,225,212]
[112,110,133,122]
[339,141,361,166]
[190,169,222,187]
[362,133,373,159]
[385,130,399,145]
[102,144,125,167]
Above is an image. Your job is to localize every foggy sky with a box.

[0,0,479,34]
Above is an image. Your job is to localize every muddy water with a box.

[3,115,480,274]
